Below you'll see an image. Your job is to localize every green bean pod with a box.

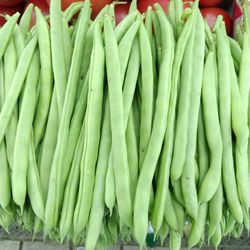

[0,13,20,60]
[59,121,85,242]
[235,33,250,207]
[126,109,139,205]
[73,21,105,235]
[50,0,68,114]
[12,48,40,211]
[170,14,195,182]
[198,52,223,202]
[138,22,154,167]
[61,75,89,187]
[151,5,194,234]
[134,7,174,245]
[64,2,84,22]
[33,8,53,148]
[181,9,205,220]
[164,190,178,232]
[39,90,59,201]
[169,230,181,250]
[208,182,223,241]
[19,4,33,37]
[115,11,138,43]
[85,98,112,250]
[45,2,90,233]
[104,15,132,229]
[0,60,11,213]
[3,38,17,169]
[158,221,169,246]
[0,34,37,146]
[123,37,140,126]
[105,157,116,214]
[27,133,45,222]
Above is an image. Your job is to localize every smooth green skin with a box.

[123,37,140,129]
[0,13,20,60]
[198,52,223,203]
[126,109,139,205]
[170,15,195,182]
[79,5,109,83]
[229,36,242,68]
[105,16,141,218]
[50,0,68,115]
[85,98,112,250]
[208,182,223,241]
[172,180,184,207]
[197,109,209,190]
[3,38,17,169]
[59,122,85,242]
[39,89,59,201]
[231,53,250,212]
[188,203,208,249]
[129,0,137,13]
[169,230,181,250]
[27,133,45,222]
[138,23,154,167]
[0,35,37,156]
[235,24,243,46]
[33,8,53,149]
[61,76,89,189]
[0,60,11,213]
[105,156,116,215]
[151,5,194,235]
[12,24,25,60]
[120,20,140,84]
[235,33,250,207]
[215,35,242,224]
[19,4,33,38]
[45,2,90,233]
[62,15,74,75]
[181,9,205,220]
[103,16,132,229]
[87,16,140,242]
[188,111,209,248]
[12,49,40,212]
[115,11,138,43]
[134,9,174,246]
[216,27,243,223]
[74,22,105,235]
[164,190,178,232]
[152,13,162,66]
[225,58,244,223]
[64,2,84,22]
[145,7,158,105]
[168,0,183,39]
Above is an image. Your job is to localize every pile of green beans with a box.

[0,0,250,249]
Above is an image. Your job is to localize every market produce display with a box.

[0,0,249,249]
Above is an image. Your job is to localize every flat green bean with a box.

[198,52,223,202]
[12,48,40,211]
[33,8,53,148]
[181,8,205,220]
[19,4,33,37]
[3,38,17,169]
[0,36,37,154]
[134,7,174,245]
[104,15,132,229]
[45,2,90,233]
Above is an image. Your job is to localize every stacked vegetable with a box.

[0,0,249,249]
